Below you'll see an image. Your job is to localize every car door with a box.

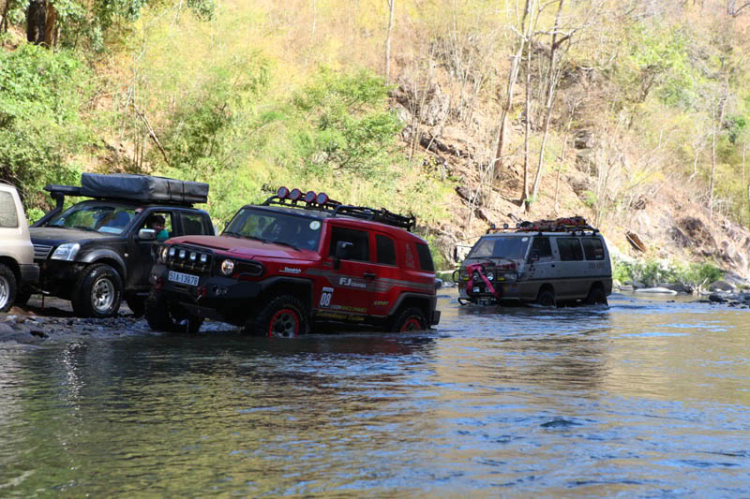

[318,225,382,320]
[127,209,176,290]
[522,236,554,300]
[553,236,588,299]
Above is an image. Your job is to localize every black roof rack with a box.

[486,216,599,234]
[261,195,416,232]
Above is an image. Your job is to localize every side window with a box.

[181,212,208,236]
[0,192,19,228]
[582,238,605,260]
[529,237,553,260]
[376,235,397,265]
[141,211,174,242]
[416,243,435,271]
[557,237,584,261]
[329,226,370,262]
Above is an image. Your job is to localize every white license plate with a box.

[168,270,199,286]
[473,287,480,293]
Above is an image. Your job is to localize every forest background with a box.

[2,0,750,285]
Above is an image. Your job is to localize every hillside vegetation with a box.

[2,0,750,276]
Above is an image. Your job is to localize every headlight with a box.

[159,246,169,263]
[459,271,469,281]
[485,271,495,281]
[51,243,80,261]
[221,259,235,276]
[502,273,518,282]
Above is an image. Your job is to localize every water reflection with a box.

[1,292,749,496]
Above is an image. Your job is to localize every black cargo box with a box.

[80,173,208,204]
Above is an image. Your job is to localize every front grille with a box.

[165,245,214,275]
[33,244,53,260]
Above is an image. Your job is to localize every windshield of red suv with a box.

[45,202,137,235]
[467,235,530,260]
[223,207,322,251]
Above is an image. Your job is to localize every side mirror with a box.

[138,228,157,241]
[333,241,353,269]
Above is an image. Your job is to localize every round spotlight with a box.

[168,247,176,257]
[277,186,290,199]
[221,259,235,276]
[179,250,186,259]
[190,252,197,261]
[316,192,329,205]
[290,188,302,201]
[200,254,208,263]
[304,190,316,203]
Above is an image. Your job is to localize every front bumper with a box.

[461,280,522,301]
[20,264,40,285]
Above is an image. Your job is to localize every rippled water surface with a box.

[1,292,749,497]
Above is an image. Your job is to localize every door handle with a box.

[551,264,555,268]
[363,272,377,279]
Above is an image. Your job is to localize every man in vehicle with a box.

[147,214,169,242]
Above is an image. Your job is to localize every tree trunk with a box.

[1,0,12,33]
[492,0,531,180]
[44,1,57,47]
[709,90,727,219]
[530,0,567,209]
[385,0,395,85]
[521,35,533,206]
[27,0,46,45]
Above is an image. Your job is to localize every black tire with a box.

[145,290,203,334]
[585,286,608,305]
[71,264,123,318]
[536,289,557,308]
[0,264,17,313]
[125,293,147,317]
[253,295,307,338]
[387,307,427,332]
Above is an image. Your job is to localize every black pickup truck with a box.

[26,174,213,318]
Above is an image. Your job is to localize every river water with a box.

[1,291,749,497]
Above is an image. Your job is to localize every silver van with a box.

[456,218,612,307]
[0,182,39,312]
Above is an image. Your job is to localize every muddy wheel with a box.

[254,295,307,338]
[388,307,427,332]
[585,286,608,305]
[71,264,122,318]
[145,290,203,333]
[0,264,17,313]
[536,289,557,308]
[125,293,147,317]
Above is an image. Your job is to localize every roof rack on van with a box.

[261,186,416,231]
[486,216,598,234]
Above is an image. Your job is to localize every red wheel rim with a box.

[400,317,422,332]
[268,308,300,337]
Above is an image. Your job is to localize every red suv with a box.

[146,187,441,336]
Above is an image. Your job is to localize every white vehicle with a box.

[455,217,612,307]
[0,182,39,312]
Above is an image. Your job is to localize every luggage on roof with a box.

[79,173,208,204]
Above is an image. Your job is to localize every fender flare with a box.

[258,277,314,313]
[387,292,436,318]
[79,249,127,282]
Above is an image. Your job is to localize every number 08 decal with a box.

[319,286,334,308]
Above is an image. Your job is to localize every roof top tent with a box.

[33,173,209,227]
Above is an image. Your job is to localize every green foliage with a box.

[159,54,271,177]
[614,258,724,288]
[621,24,699,107]
[0,44,92,207]
[288,69,402,177]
